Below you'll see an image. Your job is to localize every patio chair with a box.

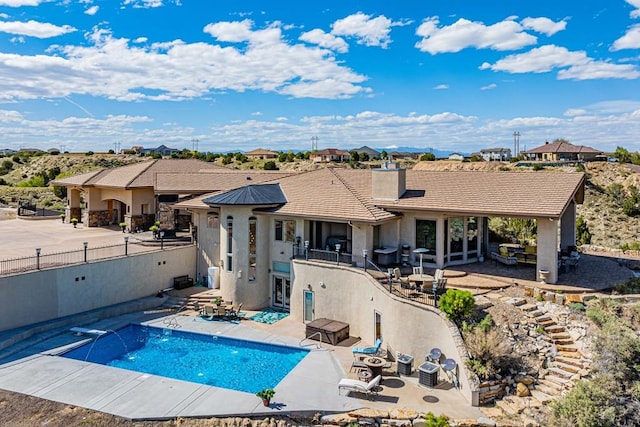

[352,338,383,357]
[228,303,245,320]
[413,266,423,275]
[392,268,409,288]
[200,305,215,320]
[338,375,381,400]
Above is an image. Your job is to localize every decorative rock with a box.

[476,416,498,426]
[356,417,377,426]
[381,419,412,427]
[412,418,426,427]
[515,375,535,385]
[321,413,358,424]
[516,382,531,397]
[555,294,566,305]
[348,408,389,419]
[389,408,419,420]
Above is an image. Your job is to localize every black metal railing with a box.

[0,242,163,276]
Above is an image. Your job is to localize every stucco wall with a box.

[290,260,477,405]
[0,245,196,332]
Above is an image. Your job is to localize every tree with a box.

[380,150,388,159]
[614,146,632,164]
[420,153,436,161]
[623,185,640,217]
[349,151,360,162]
[264,161,278,170]
[576,216,592,245]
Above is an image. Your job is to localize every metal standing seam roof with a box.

[203,183,287,205]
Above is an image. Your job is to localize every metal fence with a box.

[0,242,163,276]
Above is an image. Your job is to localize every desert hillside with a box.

[0,154,638,249]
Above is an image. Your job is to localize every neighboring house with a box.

[448,153,465,161]
[312,148,351,163]
[481,147,511,162]
[141,145,181,157]
[353,146,381,159]
[245,148,278,160]
[523,141,603,162]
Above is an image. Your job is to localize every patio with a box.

[368,251,635,301]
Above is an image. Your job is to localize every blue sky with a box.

[0,0,640,154]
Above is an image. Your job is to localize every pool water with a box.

[248,309,289,325]
[62,324,308,393]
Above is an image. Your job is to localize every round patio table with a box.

[363,356,385,378]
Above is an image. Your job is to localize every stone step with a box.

[495,397,525,415]
[549,332,571,340]
[544,373,570,386]
[538,378,563,393]
[519,303,538,312]
[535,315,552,322]
[549,367,574,380]
[555,356,584,368]
[554,361,581,374]
[545,325,565,333]
[556,343,579,352]
[551,336,574,345]
[530,389,555,405]
[495,400,517,416]
[505,297,527,306]
[528,310,544,318]
[558,349,582,359]
[535,383,559,397]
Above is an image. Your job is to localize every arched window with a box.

[226,216,233,272]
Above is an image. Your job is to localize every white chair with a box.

[412,266,423,275]
[338,375,381,399]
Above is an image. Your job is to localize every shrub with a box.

[264,161,278,170]
[463,321,514,380]
[439,289,475,324]
[85,151,94,156]
[420,153,436,161]
[576,216,592,245]
[532,163,544,171]
[568,302,585,311]
[423,412,450,427]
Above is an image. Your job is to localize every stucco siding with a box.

[290,260,476,404]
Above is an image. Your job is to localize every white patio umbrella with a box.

[413,247,429,273]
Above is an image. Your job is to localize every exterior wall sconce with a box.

[237,270,242,279]
[307,283,312,290]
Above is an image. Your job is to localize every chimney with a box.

[372,162,406,200]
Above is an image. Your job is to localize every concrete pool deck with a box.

[0,309,482,421]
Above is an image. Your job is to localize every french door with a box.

[272,276,291,310]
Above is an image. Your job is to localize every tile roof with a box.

[55,159,224,189]
[375,170,585,218]
[182,168,584,221]
[155,171,294,193]
[51,169,107,186]
[524,141,602,154]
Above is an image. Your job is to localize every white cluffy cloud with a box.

[299,29,348,53]
[331,12,410,48]
[85,5,99,16]
[416,16,538,53]
[0,0,47,6]
[520,17,567,36]
[611,24,640,50]
[0,20,76,38]
[480,44,640,80]
[0,22,368,102]
[626,0,640,18]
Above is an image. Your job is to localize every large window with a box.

[226,216,233,272]
[248,217,256,282]
[275,219,295,242]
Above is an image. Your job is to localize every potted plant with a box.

[119,222,127,232]
[71,217,78,228]
[213,297,222,306]
[59,213,66,223]
[256,388,275,406]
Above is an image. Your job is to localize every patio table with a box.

[408,274,434,286]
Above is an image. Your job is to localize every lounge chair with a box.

[392,268,409,288]
[228,303,245,320]
[352,338,382,357]
[338,375,381,399]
